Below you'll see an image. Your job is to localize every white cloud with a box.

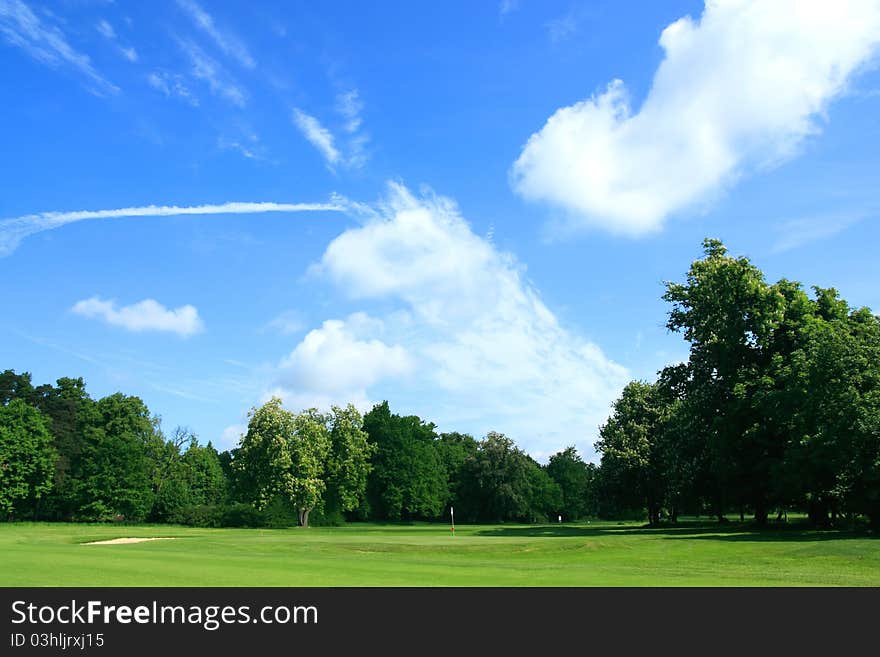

[0,200,345,256]
[220,423,246,449]
[217,132,265,160]
[499,0,519,17]
[95,19,115,40]
[95,18,138,62]
[292,108,341,166]
[176,0,255,69]
[772,211,870,253]
[295,183,629,457]
[336,89,363,134]
[511,0,880,236]
[147,70,198,105]
[294,94,370,169]
[277,313,413,407]
[0,0,118,96]
[265,309,305,336]
[178,38,247,107]
[336,90,371,167]
[72,297,205,337]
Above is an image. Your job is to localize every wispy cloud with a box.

[175,0,255,69]
[72,297,205,337]
[0,200,346,256]
[147,70,198,105]
[293,93,371,170]
[146,381,217,403]
[772,211,871,253]
[178,38,247,107]
[334,89,371,168]
[95,18,138,62]
[499,0,519,17]
[292,108,341,166]
[265,309,305,336]
[217,132,266,160]
[545,13,579,43]
[95,19,115,40]
[0,0,118,95]
[336,89,363,133]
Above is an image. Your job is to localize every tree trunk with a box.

[298,507,312,528]
[808,498,830,527]
[754,504,768,526]
[714,495,725,523]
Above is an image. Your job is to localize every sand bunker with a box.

[83,537,176,545]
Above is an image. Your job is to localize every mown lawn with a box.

[1,520,877,586]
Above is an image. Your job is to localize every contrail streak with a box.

[0,200,346,256]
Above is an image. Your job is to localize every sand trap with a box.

[83,537,176,545]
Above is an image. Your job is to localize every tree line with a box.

[0,374,589,527]
[1,239,878,528]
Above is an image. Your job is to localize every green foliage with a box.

[288,409,332,524]
[170,503,224,527]
[73,393,160,522]
[436,431,479,510]
[0,399,56,518]
[594,239,880,528]
[546,446,595,520]
[458,432,553,523]
[363,402,447,520]
[182,439,227,507]
[596,381,668,525]
[233,398,339,527]
[219,502,265,528]
[324,404,375,516]
[0,370,36,405]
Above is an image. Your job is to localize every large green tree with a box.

[596,381,668,525]
[779,294,880,526]
[363,402,447,520]
[34,377,94,519]
[663,238,786,523]
[234,399,331,527]
[0,399,56,519]
[181,437,227,507]
[324,404,375,519]
[436,431,479,512]
[458,432,557,523]
[74,393,160,521]
[0,370,36,405]
[546,446,594,521]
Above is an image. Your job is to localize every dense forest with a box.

[2,240,878,528]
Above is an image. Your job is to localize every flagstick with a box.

[451,506,455,536]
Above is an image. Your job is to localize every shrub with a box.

[171,504,223,527]
[220,503,264,527]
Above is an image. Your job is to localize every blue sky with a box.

[1,0,879,460]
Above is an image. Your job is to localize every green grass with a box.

[1,520,877,586]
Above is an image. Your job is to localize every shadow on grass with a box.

[475,521,877,542]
